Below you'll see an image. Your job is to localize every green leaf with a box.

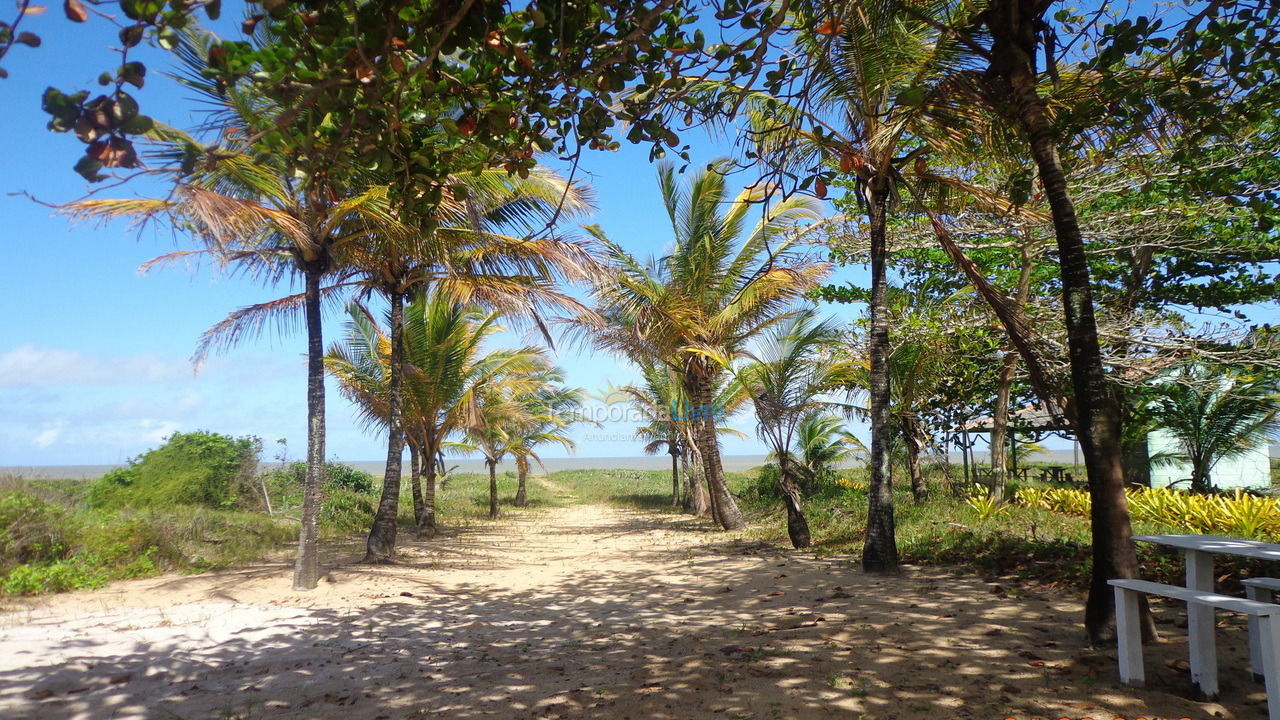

[119,25,144,48]
[204,0,220,20]
[120,114,154,134]
[120,62,146,88]
[73,155,105,182]
[157,27,179,50]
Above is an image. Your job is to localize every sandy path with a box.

[0,482,1269,719]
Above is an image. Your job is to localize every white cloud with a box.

[0,345,196,387]
[24,417,180,452]
[31,420,67,448]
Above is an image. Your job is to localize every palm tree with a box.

[508,377,583,507]
[1149,367,1280,492]
[59,34,402,590]
[348,167,596,562]
[793,413,865,494]
[578,160,828,531]
[625,362,685,507]
[325,294,550,535]
[955,0,1156,642]
[730,0,989,570]
[734,310,850,548]
[461,358,562,520]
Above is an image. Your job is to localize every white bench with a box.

[1242,578,1280,682]
[1110,578,1280,720]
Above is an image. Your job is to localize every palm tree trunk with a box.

[990,357,1014,498]
[903,422,928,502]
[418,437,438,537]
[488,458,499,519]
[991,239,1035,501]
[864,182,899,572]
[670,447,680,507]
[986,0,1149,643]
[679,449,694,511]
[777,452,811,549]
[292,262,325,590]
[693,373,744,530]
[515,456,529,507]
[408,440,425,526]
[364,290,406,563]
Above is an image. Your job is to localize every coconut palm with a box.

[507,376,583,507]
[461,358,562,520]
[625,362,686,508]
[733,0,996,570]
[1149,367,1280,493]
[793,413,865,494]
[58,34,403,590]
[624,363,750,512]
[324,294,551,534]
[577,160,828,530]
[733,310,850,548]
[349,167,597,562]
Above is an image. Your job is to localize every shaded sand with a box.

[0,484,1271,719]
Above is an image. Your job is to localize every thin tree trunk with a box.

[986,0,1150,643]
[687,445,710,515]
[488,458,499,519]
[777,452,812,549]
[364,290,406,563]
[409,441,425,526]
[418,438,438,537]
[515,456,529,507]
[991,239,1035,501]
[863,183,899,572]
[990,355,1015,499]
[292,262,325,590]
[680,449,695,512]
[903,421,928,502]
[670,447,680,507]
[692,372,744,530]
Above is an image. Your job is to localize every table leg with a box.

[1186,549,1219,699]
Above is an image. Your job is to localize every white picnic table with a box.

[1133,534,1280,698]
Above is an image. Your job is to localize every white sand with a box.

[0,479,1268,719]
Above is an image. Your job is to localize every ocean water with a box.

[0,455,774,480]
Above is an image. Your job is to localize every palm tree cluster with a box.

[64,30,595,579]
[52,1,1278,645]
[572,160,831,534]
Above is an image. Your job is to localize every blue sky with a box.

[0,7,868,466]
[3,3,1270,467]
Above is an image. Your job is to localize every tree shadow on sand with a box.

[0,510,1268,720]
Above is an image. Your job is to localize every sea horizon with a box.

[0,448,1140,480]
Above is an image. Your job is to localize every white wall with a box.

[1147,429,1272,490]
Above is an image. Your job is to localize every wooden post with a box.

[1248,585,1273,682]
[1114,585,1144,686]
[1260,615,1280,720]
[1186,550,1220,699]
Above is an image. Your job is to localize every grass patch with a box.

[732,466,1272,591]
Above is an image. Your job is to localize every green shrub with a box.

[2,561,107,595]
[0,491,73,572]
[741,464,784,505]
[261,461,377,508]
[88,431,262,510]
[319,488,376,536]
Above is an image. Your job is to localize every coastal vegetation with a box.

[2,0,1277,656]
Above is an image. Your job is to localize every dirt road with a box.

[0,483,1266,719]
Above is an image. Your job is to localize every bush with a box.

[319,488,377,536]
[88,431,262,510]
[260,461,377,506]
[1015,485,1280,540]
[741,464,784,505]
[0,491,74,573]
